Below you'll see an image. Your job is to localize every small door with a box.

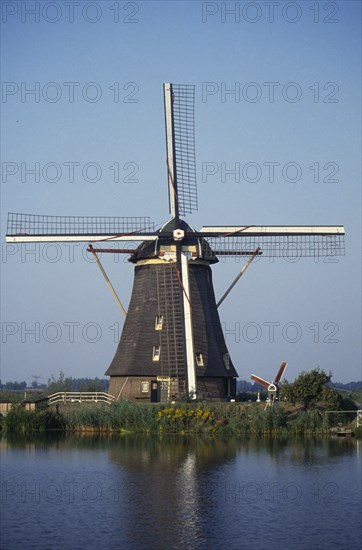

[150,380,158,403]
[224,377,236,399]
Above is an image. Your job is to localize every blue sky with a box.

[1,0,361,384]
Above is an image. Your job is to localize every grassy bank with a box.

[2,401,359,437]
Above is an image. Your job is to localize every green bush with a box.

[289,410,327,435]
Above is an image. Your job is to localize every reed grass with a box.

[65,401,159,433]
[0,402,353,436]
[3,406,66,434]
[288,410,329,435]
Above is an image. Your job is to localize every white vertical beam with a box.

[181,254,197,398]
[164,83,176,217]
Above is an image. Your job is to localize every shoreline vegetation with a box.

[1,401,360,438]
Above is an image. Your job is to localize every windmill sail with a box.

[164,83,197,218]
[6,212,156,243]
[274,361,287,384]
[199,225,345,258]
[251,375,270,389]
[163,83,199,398]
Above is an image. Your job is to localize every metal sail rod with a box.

[217,248,260,308]
[164,83,178,220]
[89,245,127,318]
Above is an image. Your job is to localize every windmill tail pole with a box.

[217,248,260,308]
[88,244,127,318]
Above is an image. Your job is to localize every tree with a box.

[79,378,104,392]
[46,373,108,393]
[47,371,73,393]
[1,381,27,390]
[320,385,341,410]
[280,368,342,410]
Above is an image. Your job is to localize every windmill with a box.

[251,361,288,408]
[6,83,345,403]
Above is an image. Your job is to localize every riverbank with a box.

[1,401,360,437]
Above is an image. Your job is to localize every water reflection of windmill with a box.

[251,361,288,408]
[6,83,345,403]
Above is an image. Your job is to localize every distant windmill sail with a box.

[250,375,270,389]
[274,361,287,384]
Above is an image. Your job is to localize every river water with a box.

[0,435,361,550]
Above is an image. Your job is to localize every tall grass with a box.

[288,410,329,435]
[65,401,158,433]
[1,402,353,436]
[3,406,66,434]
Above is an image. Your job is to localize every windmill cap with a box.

[129,217,218,263]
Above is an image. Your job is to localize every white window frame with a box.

[195,353,204,367]
[152,345,161,361]
[155,315,164,330]
[223,352,230,370]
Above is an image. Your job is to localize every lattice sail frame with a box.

[164,83,198,217]
[198,225,345,258]
[6,213,155,236]
[203,233,345,258]
[172,84,197,215]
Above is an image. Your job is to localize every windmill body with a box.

[106,220,238,400]
[5,84,345,403]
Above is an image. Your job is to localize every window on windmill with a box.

[155,315,164,330]
[152,346,161,361]
[141,381,149,393]
[223,352,230,370]
[195,353,204,367]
